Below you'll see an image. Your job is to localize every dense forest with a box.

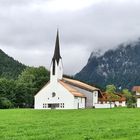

[0,49,50,108]
[0,66,50,108]
[0,49,26,79]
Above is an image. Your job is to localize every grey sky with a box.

[0,0,140,75]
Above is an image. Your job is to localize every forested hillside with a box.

[0,49,50,108]
[75,40,140,89]
[0,49,26,79]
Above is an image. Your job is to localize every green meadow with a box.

[0,108,140,140]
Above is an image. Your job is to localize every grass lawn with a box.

[0,108,140,140]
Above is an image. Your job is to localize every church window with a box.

[63,103,64,108]
[43,103,47,108]
[52,92,56,97]
[60,103,64,108]
[52,60,55,75]
[95,93,97,97]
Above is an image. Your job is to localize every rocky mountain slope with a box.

[75,40,140,89]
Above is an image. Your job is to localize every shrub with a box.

[0,97,13,109]
[126,96,136,108]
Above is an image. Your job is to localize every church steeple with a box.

[52,30,61,64]
[50,30,63,82]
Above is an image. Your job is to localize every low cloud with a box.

[0,0,140,74]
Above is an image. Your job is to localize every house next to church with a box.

[34,31,125,109]
[132,86,140,107]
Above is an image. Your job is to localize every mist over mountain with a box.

[75,39,140,89]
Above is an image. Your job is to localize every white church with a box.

[34,31,122,109]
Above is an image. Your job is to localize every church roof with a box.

[59,80,85,97]
[62,77,103,98]
[99,92,126,102]
[132,86,140,92]
[63,78,100,92]
[52,30,61,64]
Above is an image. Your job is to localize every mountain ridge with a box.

[75,39,140,89]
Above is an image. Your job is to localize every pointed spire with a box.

[52,30,61,64]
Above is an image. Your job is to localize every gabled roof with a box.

[59,80,85,97]
[63,78,99,92]
[62,78,103,98]
[132,86,140,92]
[99,92,126,102]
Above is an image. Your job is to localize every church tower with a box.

[50,30,63,82]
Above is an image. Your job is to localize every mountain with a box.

[75,40,140,89]
[0,49,26,79]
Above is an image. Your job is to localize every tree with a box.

[0,78,15,105]
[105,84,119,108]
[126,96,136,108]
[15,66,50,108]
[122,89,131,98]
[106,84,116,94]
[0,97,13,109]
[17,66,49,90]
[122,88,136,108]
[14,82,34,108]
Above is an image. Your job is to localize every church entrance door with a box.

[48,103,59,109]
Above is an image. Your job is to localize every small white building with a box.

[98,92,126,108]
[132,86,140,107]
[34,31,115,109]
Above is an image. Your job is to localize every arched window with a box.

[52,92,56,97]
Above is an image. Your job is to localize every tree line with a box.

[0,66,136,109]
[0,66,49,109]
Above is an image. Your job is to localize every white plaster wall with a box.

[50,60,58,83]
[136,92,140,95]
[95,103,114,108]
[68,85,94,108]
[74,97,85,109]
[74,97,78,109]
[121,101,126,107]
[137,98,140,107]
[34,82,76,109]
[115,101,119,107]
[58,59,63,79]
[110,101,126,107]
[93,91,98,106]
[50,59,63,83]
[82,98,86,108]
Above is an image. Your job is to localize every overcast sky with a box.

[0,0,140,75]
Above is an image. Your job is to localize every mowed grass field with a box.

[0,108,140,140]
